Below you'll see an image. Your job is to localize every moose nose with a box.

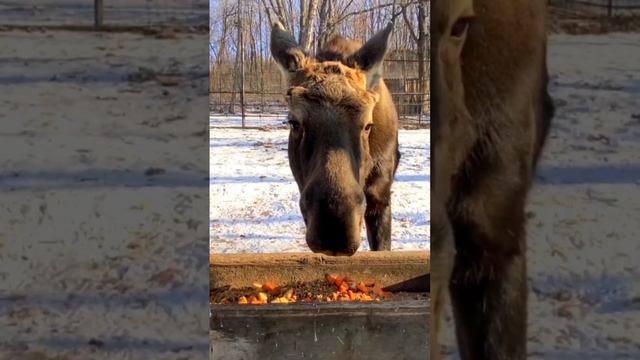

[302,186,366,255]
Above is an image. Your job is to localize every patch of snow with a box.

[209,117,430,253]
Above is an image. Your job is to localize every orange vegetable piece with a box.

[262,281,277,292]
[356,282,369,293]
[257,292,268,302]
[238,296,248,304]
[268,286,282,296]
[325,273,337,284]
[338,282,349,294]
[348,290,356,301]
[334,276,345,287]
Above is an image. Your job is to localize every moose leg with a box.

[364,173,393,251]
[449,237,527,360]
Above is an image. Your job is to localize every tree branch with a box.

[402,3,418,42]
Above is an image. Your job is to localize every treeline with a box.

[210,0,429,118]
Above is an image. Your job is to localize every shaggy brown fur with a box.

[270,23,400,255]
[431,0,553,359]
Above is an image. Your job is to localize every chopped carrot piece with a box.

[262,281,277,292]
[258,292,268,302]
[325,273,337,284]
[267,286,281,296]
[334,276,344,287]
[348,290,356,300]
[356,282,369,293]
[238,296,248,304]
[338,282,349,294]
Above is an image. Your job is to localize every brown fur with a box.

[270,24,399,255]
[431,0,553,359]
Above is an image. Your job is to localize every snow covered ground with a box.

[0,29,208,359]
[439,32,640,359]
[209,116,430,253]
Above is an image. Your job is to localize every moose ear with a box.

[270,22,307,81]
[348,22,393,89]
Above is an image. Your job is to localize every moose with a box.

[430,0,554,359]
[270,22,400,256]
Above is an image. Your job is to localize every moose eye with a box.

[288,119,301,131]
[451,17,473,38]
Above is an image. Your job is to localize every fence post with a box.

[94,0,104,29]
[607,0,613,18]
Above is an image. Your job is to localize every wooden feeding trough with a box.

[210,251,430,360]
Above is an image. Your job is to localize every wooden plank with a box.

[210,299,430,360]
[210,250,430,290]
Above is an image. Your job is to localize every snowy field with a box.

[0,29,208,359]
[438,33,640,359]
[210,116,430,253]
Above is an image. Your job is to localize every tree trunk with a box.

[298,0,318,52]
[316,0,334,49]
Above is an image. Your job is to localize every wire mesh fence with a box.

[210,57,429,127]
[550,0,640,17]
[0,0,208,29]
[210,0,430,129]
[549,0,640,33]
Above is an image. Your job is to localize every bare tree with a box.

[211,0,431,121]
[298,0,319,51]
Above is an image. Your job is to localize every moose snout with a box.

[301,185,366,256]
